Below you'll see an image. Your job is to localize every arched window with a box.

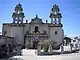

[35,26,38,33]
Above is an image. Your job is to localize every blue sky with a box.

[0,0,80,37]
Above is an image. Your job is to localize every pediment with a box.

[30,15,43,24]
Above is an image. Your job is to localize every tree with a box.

[42,40,49,52]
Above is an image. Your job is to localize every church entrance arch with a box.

[33,26,39,49]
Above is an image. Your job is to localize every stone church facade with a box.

[2,3,64,49]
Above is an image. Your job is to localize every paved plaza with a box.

[17,49,80,60]
[1,49,80,60]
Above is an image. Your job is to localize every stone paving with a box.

[21,49,80,60]
[1,49,80,60]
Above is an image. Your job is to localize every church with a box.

[2,3,64,50]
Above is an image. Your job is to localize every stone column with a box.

[6,45,9,56]
[70,44,72,52]
[31,37,33,48]
[51,18,53,23]
[54,18,57,24]
[13,18,15,23]
[37,43,41,55]
[21,18,23,23]
[58,18,61,24]
[16,41,22,55]
[61,44,64,53]
[16,45,21,55]
[48,45,53,54]
[75,44,77,50]
[17,19,19,23]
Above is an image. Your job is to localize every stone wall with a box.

[49,26,64,49]
[10,26,24,45]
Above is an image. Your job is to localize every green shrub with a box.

[42,40,49,52]
[42,40,56,52]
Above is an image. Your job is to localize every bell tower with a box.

[49,4,64,49]
[49,4,62,24]
[12,3,25,23]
